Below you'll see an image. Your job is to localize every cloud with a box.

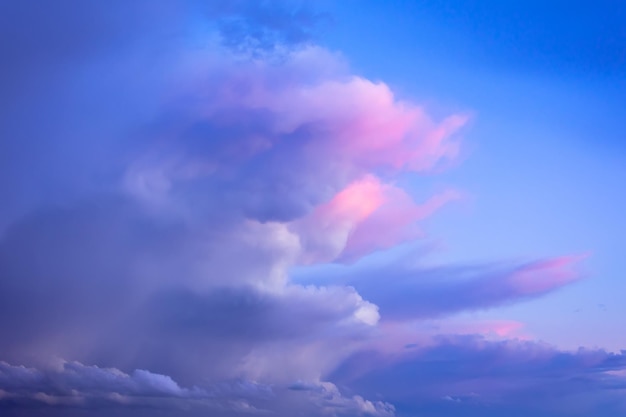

[0,0,468,373]
[288,381,395,416]
[0,0,191,232]
[298,253,586,319]
[119,45,466,228]
[0,198,380,385]
[0,360,205,408]
[0,0,466,234]
[292,175,460,263]
[0,361,394,417]
[0,1,600,417]
[331,336,626,417]
[205,0,331,54]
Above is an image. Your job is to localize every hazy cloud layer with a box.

[331,336,626,417]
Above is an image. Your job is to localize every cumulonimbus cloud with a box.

[0,1,596,416]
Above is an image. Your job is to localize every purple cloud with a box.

[331,336,626,416]
[0,360,394,417]
[0,360,207,408]
[298,254,586,319]
[0,199,378,383]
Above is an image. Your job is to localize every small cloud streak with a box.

[300,254,586,320]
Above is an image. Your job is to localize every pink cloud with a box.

[292,175,459,263]
[300,253,588,320]
[507,254,588,295]
[119,45,470,277]
[362,319,528,359]
[340,186,460,262]
[329,334,626,416]
[244,73,468,173]
[425,319,526,338]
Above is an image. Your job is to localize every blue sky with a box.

[1,1,625,416]
[319,0,626,351]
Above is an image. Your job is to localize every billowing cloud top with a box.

[0,1,614,417]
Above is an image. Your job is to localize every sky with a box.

[0,1,625,417]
